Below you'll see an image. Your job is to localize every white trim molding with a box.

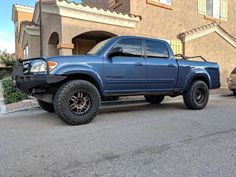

[12,4,34,22]
[180,22,236,48]
[19,23,40,48]
[33,0,141,28]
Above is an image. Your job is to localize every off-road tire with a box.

[183,80,209,110]
[38,100,55,113]
[144,95,165,104]
[54,80,101,125]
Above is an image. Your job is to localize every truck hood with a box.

[45,55,102,64]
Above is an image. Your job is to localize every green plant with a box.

[0,69,11,80]
[2,78,28,104]
[0,51,16,68]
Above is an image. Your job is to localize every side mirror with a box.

[108,47,123,58]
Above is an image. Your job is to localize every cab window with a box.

[145,40,169,58]
[112,38,143,57]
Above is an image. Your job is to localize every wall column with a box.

[57,43,74,56]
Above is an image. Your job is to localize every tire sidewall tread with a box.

[54,80,100,125]
[183,80,209,110]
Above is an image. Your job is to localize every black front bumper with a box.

[13,75,66,94]
[12,59,66,95]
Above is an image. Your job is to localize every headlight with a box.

[30,61,47,73]
[30,61,57,73]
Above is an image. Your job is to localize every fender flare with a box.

[184,68,211,91]
[55,65,104,95]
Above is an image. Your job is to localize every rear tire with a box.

[54,80,100,125]
[38,100,55,113]
[144,95,165,104]
[233,91,236,97]
[183,80,209,110]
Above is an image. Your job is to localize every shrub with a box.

[0,69,12,80]
[0,52,16,68]
[2,78,28,104]
[0,50,16,80]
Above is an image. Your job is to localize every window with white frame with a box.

[152,0,171,5]
[159,0,171,5]
[206,0,220,18]
[198,0,228,21]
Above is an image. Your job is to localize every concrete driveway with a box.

[0,94,236,177]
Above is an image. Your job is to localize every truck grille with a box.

[22,61,31,74]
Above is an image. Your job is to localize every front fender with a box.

[184,68,211,91]
[53,64,104,94]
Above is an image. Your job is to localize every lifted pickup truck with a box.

[12,36,220,125]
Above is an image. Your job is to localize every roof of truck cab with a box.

[114,35,169,42]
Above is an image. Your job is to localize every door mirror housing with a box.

[108,47,123,58]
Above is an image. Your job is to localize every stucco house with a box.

[12,0,236,85]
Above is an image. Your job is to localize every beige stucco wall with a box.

[28,35,40,58]
[185,32,236,85]
[61,16,134,39]
[14,11,33,58]
[58,15,138,55]
[41,11,62,56]
[129,0,236,40]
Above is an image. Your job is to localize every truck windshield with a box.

[87,38,113,55]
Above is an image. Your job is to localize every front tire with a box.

[183,80,209,110]
[54,80,101,125]
[38,100,55,113]
[144,95,165,104]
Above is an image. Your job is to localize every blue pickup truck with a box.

[13,36,220,125]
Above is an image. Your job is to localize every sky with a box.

[0,0,81,54]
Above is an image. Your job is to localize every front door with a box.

[103,38,146,94]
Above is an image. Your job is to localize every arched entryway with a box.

[48,32,59,56]
[72,31,117,55]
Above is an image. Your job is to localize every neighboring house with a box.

[12,0,236,85]
[12,4,35,60]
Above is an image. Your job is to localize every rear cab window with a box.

[145,39,169,58]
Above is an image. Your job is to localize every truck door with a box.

[103,38,146,94]
[144,39,178,92]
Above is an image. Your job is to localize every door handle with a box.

[135,62,143,66]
